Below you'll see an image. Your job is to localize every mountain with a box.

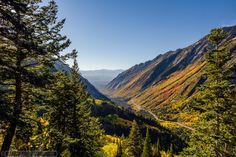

[53,61,110,101]
[53,62,186,151]
[105,25,236,124]
[80,69,124,92]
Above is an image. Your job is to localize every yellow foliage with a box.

[0,130,3,145]
[160,121,180,129]
[102,143,118,157]
[161,151,183,157]
[179,112,199,123]
[104,135,120,143]
[100,135,122,157]
[95,99,103,105]
[38,118,49,127]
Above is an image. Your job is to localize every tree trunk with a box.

[56,143,62,157]
[0,122,17,156]
[1,56,22,157]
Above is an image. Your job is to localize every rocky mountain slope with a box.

[105,25,236,124]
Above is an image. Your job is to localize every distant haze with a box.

[80,69,124,92]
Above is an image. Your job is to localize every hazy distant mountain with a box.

[80,69,124,92]
[53,61,110,101]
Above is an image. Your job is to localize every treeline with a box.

[106,120,175,157]
[0,0,103,156]
[92,101,160,127]
[91,101,187,153]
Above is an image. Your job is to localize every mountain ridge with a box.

[105,25,236,124]
[106,25,236,99]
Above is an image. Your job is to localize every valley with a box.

[130,100,195,131]
[99,25,236,127]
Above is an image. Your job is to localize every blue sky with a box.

[56,0,236,70]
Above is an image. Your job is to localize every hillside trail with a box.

[130,100,195,131]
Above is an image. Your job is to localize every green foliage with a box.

[183,28,236,156]
[0,0,72,153]
[169,144,174,157]
[152,139,161,157]
[0,1,105,156]
[47,53,104,156]
[126,120,143,157]
[141,129,152,157]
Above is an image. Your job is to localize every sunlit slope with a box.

[106,26,236,126]
[130,37,236,125]
[106,26,236,100]
[130,61,206,109]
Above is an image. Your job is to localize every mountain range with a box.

[80,69,123,92]
[105,25,236,125]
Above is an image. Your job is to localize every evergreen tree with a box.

[0,0,71,154]
[126,120,142,157]
[141,128,152,157]
[169,144,174,157]
[152,139,161,157]
[47,51,103,156]
[183,28,236,156]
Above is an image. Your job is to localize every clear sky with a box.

[56,0,236,70]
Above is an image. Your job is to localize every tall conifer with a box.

[0,0,71,154]
[183,28,236,156]
[126,120,142,157]
[48,51,103,156]
[141,128,152,157]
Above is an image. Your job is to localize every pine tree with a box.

[126,120,143,157]
[169,144,174,157]
[141,128,152,157]
[47,51,103,156]
[47,72,71,156]
[152,139,161,157]
[183,28,236,156]
[0,0,71,154]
